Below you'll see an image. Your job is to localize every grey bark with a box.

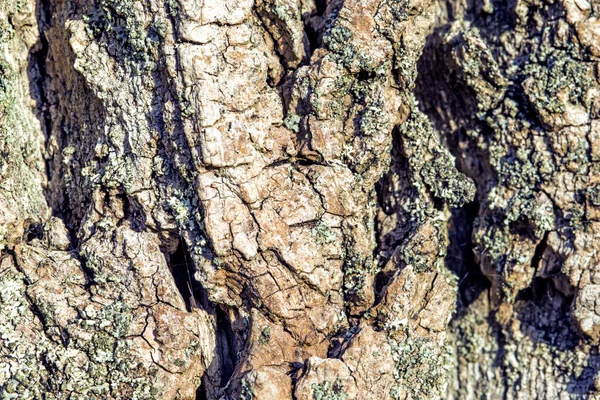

[0,0,598,399]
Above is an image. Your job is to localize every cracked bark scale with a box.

[0,0,598,399]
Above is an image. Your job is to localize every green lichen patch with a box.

[389,336,449,399]
[342,247,373,302]
[240,377,255,400]
[587,185,600,207]
[311,379,349,400]
[311,221,338,245]
[84,0,161,65]
[400,108,475,208]
[523,54,594,120]
[284,112,301,133]
[259,326,271,345]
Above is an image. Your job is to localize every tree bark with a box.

[0,0,598,399]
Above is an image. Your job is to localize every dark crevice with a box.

[121,193,147,232]
[155,13,238,397]
[373,125,424,304]
[32,10,51,138]
[25,222,44,242]
[315,0,327,14]
[287,360,304,390]
[29,0,53,205]
[372,175,388,300]
[356,69,375,82]
[215,305,237,387]
[530,230,548,276]
[195,382,208,400]
[407,0,597,398]
[568,348,600,397]
[302,0,329,58]
[303,17,321,56]
[446,200,489,310]
[28,0,86,251]
[166,238,210,312]
[165,237,238,395]
[156,7,217,266]
[327,324,359,359]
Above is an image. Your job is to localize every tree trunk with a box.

[0,0,598,398]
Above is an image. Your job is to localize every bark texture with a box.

[417,0,600,398]
[0,0,598,399]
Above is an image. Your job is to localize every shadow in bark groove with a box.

[195,384,208,400]
[167,238,205,312]
[514,277,579,351]
[406,21,491,313]
[164,236,238,397]
[445,201,490,310]
[21,0,241,396]
[29,0,51,161]
[26,0,61,225]
[567,349,600,398]
[302,0,329,57]
[27,0,113,246]
[373,126,422,302]
[215,305,238,387]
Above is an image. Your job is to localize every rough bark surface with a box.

[0,0,598,399]
[417,0,600,398]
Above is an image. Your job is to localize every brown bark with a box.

[0,0,598,398]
